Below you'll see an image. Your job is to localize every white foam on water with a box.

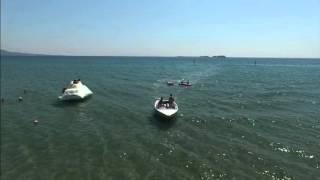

[277,147,290,153]
[271,143,316,160]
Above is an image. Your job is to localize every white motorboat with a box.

[58,79,93,101]
[154,99,178,118]
[179,80,192,87]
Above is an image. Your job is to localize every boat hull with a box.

[179,83,192,87]
[58,93,92,101]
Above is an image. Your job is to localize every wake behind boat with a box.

[154,95,178,118]
[58,79,93,101]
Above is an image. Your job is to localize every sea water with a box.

[1,56,320,179]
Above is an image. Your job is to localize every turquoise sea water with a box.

[1,56,320,179]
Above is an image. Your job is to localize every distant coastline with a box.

[0,49,51,56]
[1,49,227,58]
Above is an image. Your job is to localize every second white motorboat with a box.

[58,79,93,101]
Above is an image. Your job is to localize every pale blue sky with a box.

[1,0,320,57]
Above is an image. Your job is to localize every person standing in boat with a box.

[168,94,175,108]
[158,97,164,108]
[73,79,80,84]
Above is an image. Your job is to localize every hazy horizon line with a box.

[1,49,320,59]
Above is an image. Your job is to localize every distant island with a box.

[177,55,227,58]
[199,55,227,59]
[211,55,226,58]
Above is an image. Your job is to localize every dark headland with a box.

[0,49,50,56]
